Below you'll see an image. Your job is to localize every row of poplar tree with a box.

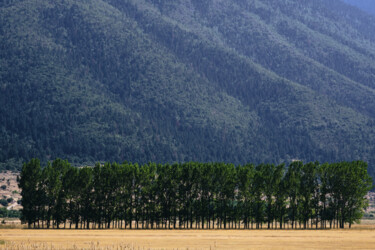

[19,159,372,230]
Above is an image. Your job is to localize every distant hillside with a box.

[1,0,375,178]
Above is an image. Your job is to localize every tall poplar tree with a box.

[18,158,41,228]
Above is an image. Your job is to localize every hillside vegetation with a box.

[1,0,375,176]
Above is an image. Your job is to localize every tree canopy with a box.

[19,158,373,229]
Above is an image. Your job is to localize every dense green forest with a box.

[1,0,375,178]
[19,158,372,229]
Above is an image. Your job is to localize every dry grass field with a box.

[0,223,374,249]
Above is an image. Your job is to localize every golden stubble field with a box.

[1,222,375,249]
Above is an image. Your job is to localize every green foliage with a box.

[0,200,8,207]
[0,0,375,179]
[19,158,374,229]
[0,208,21,218]
[18,158,41,228]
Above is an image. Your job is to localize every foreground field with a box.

[0,223,375,249]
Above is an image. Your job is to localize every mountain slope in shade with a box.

[0,0,375,178]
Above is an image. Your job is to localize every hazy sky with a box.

[342,0,375,16]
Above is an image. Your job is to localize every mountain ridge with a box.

[1,0,374,177]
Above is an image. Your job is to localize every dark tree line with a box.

[19,159,372,229]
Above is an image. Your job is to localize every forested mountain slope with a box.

[1,0,375,177]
